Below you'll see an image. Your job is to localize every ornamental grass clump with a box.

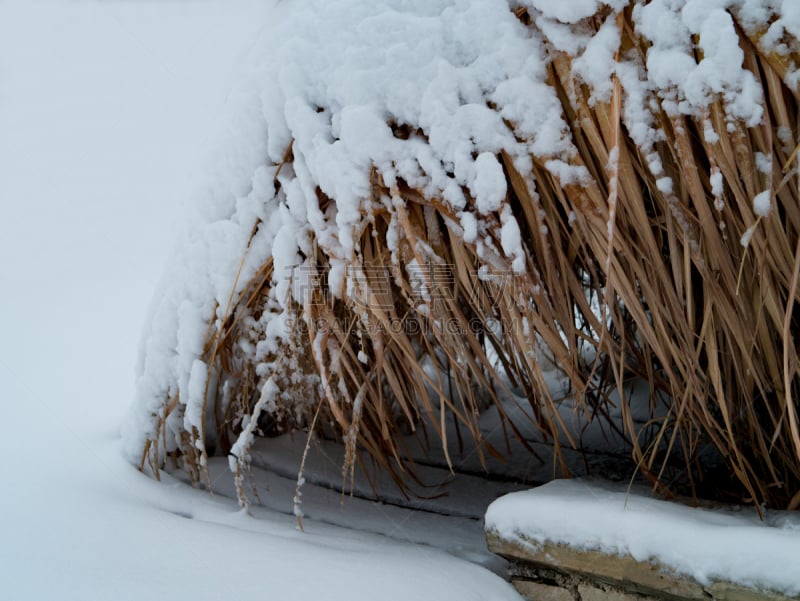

[124,0,800,510]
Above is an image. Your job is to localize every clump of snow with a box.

[629,0,800,129]
[526,0,623,25]
[472,153,507,215]
[744,0,800,91]
[486,480,800,596]
[741,223,757,248]
[753,190,772,217]
[778,125,795,151]
[572,14,621,105]
[755,151,772,175]
[460,210,479,244]
[710,169,724,198]
[656,177,673,195]
[500,206,526,274]
[704,121,721,144]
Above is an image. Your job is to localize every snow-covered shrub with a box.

[123,0,800,510]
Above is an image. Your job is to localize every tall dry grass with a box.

[141,4,800,510]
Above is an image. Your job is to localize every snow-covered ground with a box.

[0,2,520,599]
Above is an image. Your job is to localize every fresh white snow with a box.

[753,189,772,217]
[0,1,520,599]
[486,480,800,596]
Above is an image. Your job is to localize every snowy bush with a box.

[123,0,800,510]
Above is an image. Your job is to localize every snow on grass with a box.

[753,190,772,217]
[123,0,800,475]
[486,480,800,596]
[121,0,588,463]
[0,2,521,599]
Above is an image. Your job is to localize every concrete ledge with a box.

[487,530,797,601]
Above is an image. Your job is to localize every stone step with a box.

[486,530,797,601]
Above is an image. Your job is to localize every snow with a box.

[741,223,758,247]
[486,480,800,596]
[634,0,772,128]
[473,152,508,215]
[0,1,521,599]
[500,206,527,274]
[572,13,621,105]
[753,190,772,217]
[710,168,724,198]
[756,151,773,175]
[526,0,622,25]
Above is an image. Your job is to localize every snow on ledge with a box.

[485,479,800,597]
